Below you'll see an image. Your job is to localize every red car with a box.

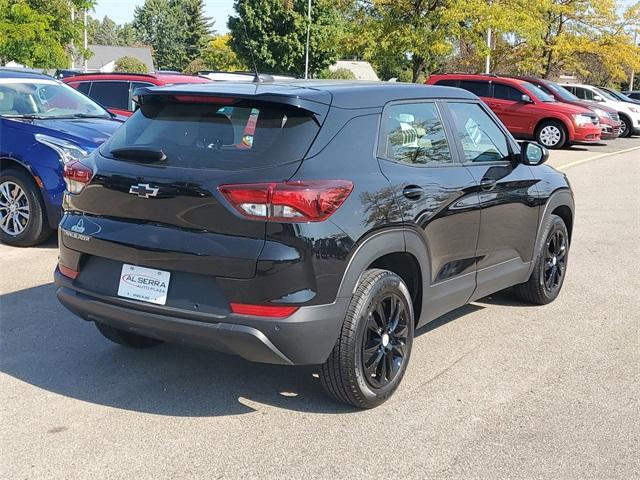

[426,74,602,149]
[63,72,211,117]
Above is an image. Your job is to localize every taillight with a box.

[63,160,94,194]
[230,303,298,318]
[58,263,79,279]
[218,180,353,222]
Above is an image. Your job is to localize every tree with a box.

[92,16,120,45]
[133,0,212,70]
[201,34,246,71]
[114,56,148,73]
[0,0,95,68]
[316,67,357,79]
[228,0,343,77]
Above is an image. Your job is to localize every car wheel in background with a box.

[320,269,414,408]
[512,214,569,305]
[0,168,52,247]
[618,114,631,138]
[95,322,164,348]
[535,120,567,149]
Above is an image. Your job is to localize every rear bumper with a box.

[55,269,348,365]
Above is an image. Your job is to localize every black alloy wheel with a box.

[361,292,410,389]
[543,228,567,294]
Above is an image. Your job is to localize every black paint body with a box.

[55,81,574,365]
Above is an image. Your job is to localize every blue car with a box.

[0,70,123,246]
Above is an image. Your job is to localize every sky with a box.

[92,0,235,33]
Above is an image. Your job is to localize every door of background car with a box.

[87,81,131,116]
[484,82,532,135]
[442,100,540,300]
[377,100,481,324]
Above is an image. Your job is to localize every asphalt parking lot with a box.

[1,137,639,479]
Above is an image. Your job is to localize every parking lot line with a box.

[557,145,640,171]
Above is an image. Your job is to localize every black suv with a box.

[55,81,574,408]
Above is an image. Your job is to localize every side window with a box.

[89,81,130,110]
[75,82,91,95]
[447,102,510,163]
[459,80,490,97]
[434,79,459,87]
[129,81,154,110]
[380,103,453,166]
[493,83,523,101]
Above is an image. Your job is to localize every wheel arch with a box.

[0,156,43,187]
[534,116,572,139]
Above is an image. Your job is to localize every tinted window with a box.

[103,98,320,170]
[89,81,130,110]
[493,83,522,101]
[72,82,91,95]
[459,81,490,97]
[447,102,510,163]
[435,79,459,87]
[129,82,154,110]
[573,87,593,100]
[380,103,452,166]
[628,92,640,100]
[521,82,555,102]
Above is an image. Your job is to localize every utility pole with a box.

[70,4,75,69]
[83,9,88,72]
[630,29,637,90]
[304,0,311,79]
[485,27,492,74]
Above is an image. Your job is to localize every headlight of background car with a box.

[572,114,593,126]
[35,134,88,165]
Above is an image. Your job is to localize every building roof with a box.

[330,61,379,81]
[79,45,154,72]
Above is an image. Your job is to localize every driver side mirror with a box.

[593,95,604,102]
[521,94,533,103]
[521,141,548,165]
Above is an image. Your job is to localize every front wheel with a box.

[536,120,567,149]
[320,269,414,408]
[512,214,569,305]
[618,114,632,138]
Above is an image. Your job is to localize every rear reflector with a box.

[219,180,353,222]
[230,303,298,318]
[63,160,94,194]
[58,263,79,279]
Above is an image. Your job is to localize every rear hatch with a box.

[62,91,328,280]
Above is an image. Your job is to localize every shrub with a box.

[316,67,357,80]
[114,56,148,73]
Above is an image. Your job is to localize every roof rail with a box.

[63,71,157,78]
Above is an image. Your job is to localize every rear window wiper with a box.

[111,147,167,163]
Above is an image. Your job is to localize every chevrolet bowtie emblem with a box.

[129,183,159,198]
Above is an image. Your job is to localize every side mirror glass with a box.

[521,94,532,103]
[521,141,548,165]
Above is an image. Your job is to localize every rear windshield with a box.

[101,97,320,170]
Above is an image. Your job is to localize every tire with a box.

[618,114,632,138]
[95,322,163,349]
[0,168,52,247]
[535,120,568,149]
[320,269,414,408]
[512,214,569,305]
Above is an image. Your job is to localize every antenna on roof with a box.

[242,21,262,83]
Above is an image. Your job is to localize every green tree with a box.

[114,56,148,73]
[201,34,246,71]
[91,16,120,45]
[0,0,95,68]
[228,0,343,77]
[182,0,213,62]
[316,67,357,79]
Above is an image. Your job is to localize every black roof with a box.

[134,80,476,109]
[0,68,54,81]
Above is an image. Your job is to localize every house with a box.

[329,60,379,81]
[75,45,154,73]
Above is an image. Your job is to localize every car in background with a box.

[623,90,640,101]
[0,69,123,247]
[560,83,640,137]
[598,86,640,105]
[515,76,622,140]
[62,72,211,117]
[427,73,601,149]
[198,71,297,82]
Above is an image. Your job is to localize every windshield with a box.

[543,81,580,101]
[0,79,109,119]
[102,97,320,170]
[593,87,618,102]
[604,88,635,102]
[522,82,555,102]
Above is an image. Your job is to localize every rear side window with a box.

[102,98,320,170]
[493,83,522,101]
[380,102,453,166]
[572,87,593,100]
[70,82,91,95]
[459,81,490,97]
[447,102,510,163]
[89,81,129,110]
[434,79,459,87]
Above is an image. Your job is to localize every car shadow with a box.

[1,282,484,417]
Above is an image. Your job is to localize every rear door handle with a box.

[480,177,497,191]
[402,185,424,200]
